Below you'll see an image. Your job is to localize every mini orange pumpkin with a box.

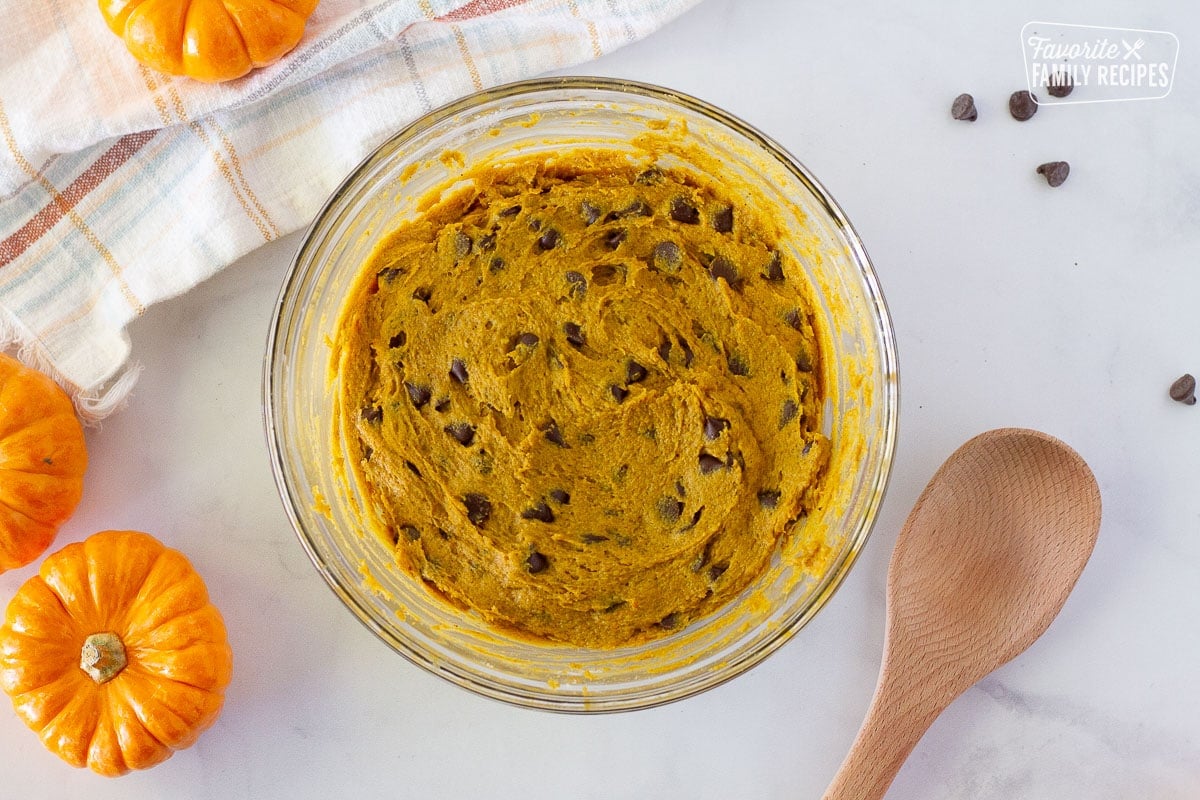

[100,0,320,83]
[0,353,87,573]
[0,530,233,776]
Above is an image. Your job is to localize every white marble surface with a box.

[4,0,1199,796]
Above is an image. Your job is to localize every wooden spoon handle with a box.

[822,675,945,800]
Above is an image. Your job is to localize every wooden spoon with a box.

[823,428,1102,799]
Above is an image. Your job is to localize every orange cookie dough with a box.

[333,149,829,648]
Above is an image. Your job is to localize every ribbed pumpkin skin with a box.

[100,0,320,82]
[0,354,87,573]
[0,530,233,776]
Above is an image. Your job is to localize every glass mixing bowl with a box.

[264,77,898,712]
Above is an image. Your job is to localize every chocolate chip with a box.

[542,420,567,448]
[361,406,383,424]
[404,382,431,408]
[757,489,780,510]
[405,460,422,477]
[762,251,785,282]
[537,228,560,251]
[435,398,451,413]
[463,493,492,527]
[449,358,469,384]
[549,489,571,505]
[682,507,704,533]
[566,270,587,297]
[1170,373,1197,405]
[377,267,402,282]
[703,416,729,440]
[528,218,542,231]
[636,166,664,184]
[670,197,700,224]
[657,337,672,363]
[604,599,626,612]
[479,232,497,251]
[712,205,734,233]
[675,480,686,497]
[363,446,373,461]
[499,205,521,217]
[652,241,683,271]
[610,385,629,403]
[1009,90,1038,121]
[582,533,608,544]
[708,254,743,291]
[707,562,728,581]
[951,93,978,121]
[386,526,400,546]
[581,201,601,225]
[401,525,421,542]
[780,399,799,428]
[444,422,476,446]
[489,257,505,272]
[657,496,684,523]
[796,350,814,373]
[677,336,694,367]
[564,322,585,348]
[626,361,648,384]
[605,200,651,221]
[1036,161,1070,187]
[727,353,750,376]
[437,527,451,540]
[698,452,725,474]
[658,612,680,630]
[784,308,804,331]
[603,229,626,250]
[522,502,555,523]
[526,551,549,573]
[453,231,472,259]
[389,331,406,348]
[1046,72,1073,98]
[517,332,539,347]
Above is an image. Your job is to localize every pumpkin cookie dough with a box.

[333,149,830,648]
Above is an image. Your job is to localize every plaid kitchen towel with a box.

[0,0,699,422]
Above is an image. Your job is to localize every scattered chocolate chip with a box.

[784,308,804,331]
[707,254,743,291]
[657,496,684,523]
[707,562,729,582]
[1036,161,1070,187]
[757,489,781,510]
[951,93,978,121]
[404,382,431,408]
[636,166,664,184]
[489,257,505,272]
[537,228,560,251]
[762,251,785,282]
[499,205,521,218]
[377,267,402,282]
[566,270,587,297]
[626,361,648,384]
[657,337,672,363]
[564,322,585,348]
[727,353,750,376]
[669,197,700,224]
[444,422,476,446]
[780,399,799,428]
[602,229,626,250]
[549,489,571,505]
[703,416,729,440]
[517,332,539,347]
[677,336,694,367]
[401,525,421,542]
[1009,90,1038,121]
[526,551,549,573]
[405,460,422,477]
[522,502,555,523]
[449,358,469,384]
[453,231,472,259]
[389,331,406,348]
[652,240,683,271]
[478,232,497,251]
[605,199,651,221]
[698,452,725,474]
[796,350,814,373]
[412,286,432,304]
[610,385,629,403]
[358,405,383,425]
[658,612,680,630]
[528,218,542,231]
[712,205,734,233]
[1170,373,1197,405]
[682,507,704,533]
[581,200,601,225]
[581,534,607,545]
[1046,72,1073,98]
[435,398,451,413]
[463,493,492,526]
[542,420,567,448]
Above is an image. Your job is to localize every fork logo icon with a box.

[1122,38,1145,60]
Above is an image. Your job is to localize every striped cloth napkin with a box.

[0,0,698,422]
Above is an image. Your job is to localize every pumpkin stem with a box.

[80,632,127,684]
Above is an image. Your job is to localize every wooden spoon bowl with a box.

[824,428,1102,799]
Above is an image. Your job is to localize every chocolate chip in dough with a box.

[542,420,568,448]
[453,231,472,259]
[610,385,629,403]
[404,382,431,409]
[652,241,683,271]
[636,166,665,185]
[698,453,725,474]
[657,496,684,523]
[602,229,627,250]
[360,406,383,424]
[626,361,648,384]
[463,493,492,527]
[581,200,602,225]
[703,416,729,440]
[537,228,560,251]
[1170,373,1197,405]
[712,205,734,233]
[564,322,585,348]
[677,336,694,367]
[566,270,587,298]
[757,489,781,510]
[707,255,743,292]
[727,353,750,377]
[1036,161,1070,187]
[412,286,432,304]
[658,612,681,630]
[401,525,421,542]
[951,93,978,121]
[521,502,556,523]
[549,489,571,505]
[1009,90,1038,121]
[762,251,785,282]
[779,399,799,428]
[669,197,700,224]
[605,200,651,221]
[517,332,540,347]
[449,358,469,384]
[479,232,497,252]
[657,337,672,363]
[526,551,549,574]
[499,204,521,218]
[444,422,476,447]
[389,331,406,348]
